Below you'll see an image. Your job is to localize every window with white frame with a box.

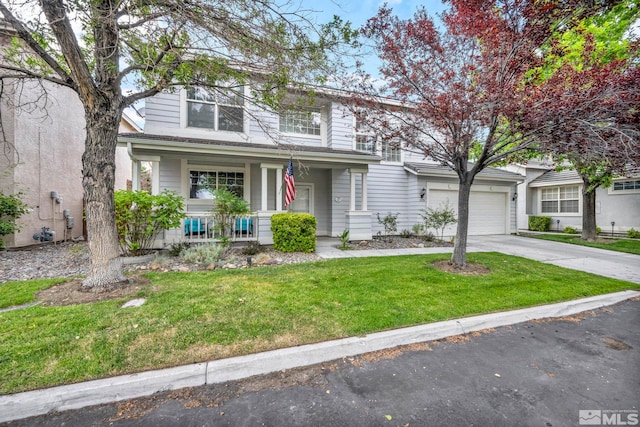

[381,139,402,162]
[279,108,321,135]
[354,118,376,154]
[189,170,244,199]
[541,185,580,214]
[186,86,244,132]
[612,180,640,191]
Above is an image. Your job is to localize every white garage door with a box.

[428,190,507,235]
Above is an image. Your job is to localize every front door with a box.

[290,184,313,214]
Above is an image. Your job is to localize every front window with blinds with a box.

[189,170,244,199]
[541,186,579,213]
[279,109,321,135]
[186,86,244,132]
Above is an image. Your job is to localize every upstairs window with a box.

[541,185,579,213]
[381,139,402,163]
[354,118,376,154]
[186,86,244,132]
[280,108,321,135]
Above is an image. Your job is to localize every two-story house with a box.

[118,85,524,246]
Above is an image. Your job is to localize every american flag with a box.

[284,157,296,207]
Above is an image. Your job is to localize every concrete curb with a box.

[1,290,638,423]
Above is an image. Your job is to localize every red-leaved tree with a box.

[351,1,599,267]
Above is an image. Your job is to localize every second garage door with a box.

[428,190,507,235]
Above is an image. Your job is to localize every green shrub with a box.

[271,213,316,253]
[181,243,226,267]
[376,212,399,237]
[168,241,191,257]
[412,223,424,236]
[114,190,185,256]
[400,229,414,238]
[210,189,252,238]
[420,201,457,241]
[337,229,350,250]
[628,228,640,239]
[0,191,28,250]
[241,240,263,256]
[596,226,602,235]
[563,226,578,234]
[528,216,551,232]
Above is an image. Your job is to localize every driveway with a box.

[467,235,640,284]
[5,298,638,427]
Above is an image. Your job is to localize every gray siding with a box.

[145,92,180,131]
[367,164,413,235]
[159,158,182,193]
[328,103,354,151]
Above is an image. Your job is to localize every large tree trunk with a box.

[581,176,598,242]
[81,106,126,290]
[451,178,472,267]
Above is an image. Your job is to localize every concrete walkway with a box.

[1,235,639,423]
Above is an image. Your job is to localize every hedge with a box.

[271,213,317,253]
[528,216,551,232]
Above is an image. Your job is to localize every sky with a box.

[296,0,448,28]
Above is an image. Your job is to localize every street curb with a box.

[1,290,638,423]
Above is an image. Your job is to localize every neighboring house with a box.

[509,161,640,234]
[0,20,136,248]
[118,85,524,246]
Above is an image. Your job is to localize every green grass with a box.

[522,233,640,255]
[0,252,637,395]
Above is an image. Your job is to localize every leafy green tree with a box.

[0,191,28,249]
[114,190,185,257]
[210,188,251,241]
[0,1,356,289]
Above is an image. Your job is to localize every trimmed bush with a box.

[271,213,317,253]
[528,216,551,232]
[563,226,578,234]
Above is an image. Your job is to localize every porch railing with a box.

[182,213,258,243]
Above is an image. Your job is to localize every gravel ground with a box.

[0,236,447,283]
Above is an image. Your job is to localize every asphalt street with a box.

[5,298,638,427]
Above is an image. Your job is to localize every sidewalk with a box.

[1,235,639,423]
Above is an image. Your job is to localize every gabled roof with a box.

[529,169,582,187]
[404,162,524,183]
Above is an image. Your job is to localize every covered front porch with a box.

[119,133,380,246]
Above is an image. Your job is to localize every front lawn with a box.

[521,233,640,255]
[1,252,637,395]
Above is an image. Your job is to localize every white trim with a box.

[608,178,640,195]
[426,183,511,235]
[276,168,283,211]
[151,161,160,195]
[122,138,380,165]
[529,178,582,188]
[537,184,582,216]
[185,165,248,203]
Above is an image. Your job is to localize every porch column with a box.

[276,168,283,211]
[362,172,368,211]
[261,166,268,211]
[350,172,356,211]
[131,160,141,191]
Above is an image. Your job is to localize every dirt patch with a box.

[36,273,152,306]
[431,260,491,275]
